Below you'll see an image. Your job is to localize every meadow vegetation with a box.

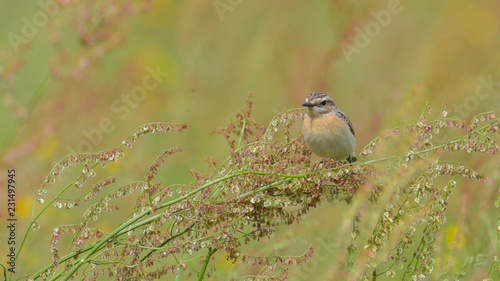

[1,1,500,280]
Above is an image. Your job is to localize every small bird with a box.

[302,92,357,163]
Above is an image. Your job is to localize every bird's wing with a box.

[335,110,355,137]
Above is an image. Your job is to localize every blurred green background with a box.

[1,0,499,279]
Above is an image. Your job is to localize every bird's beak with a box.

[302,102,314,107]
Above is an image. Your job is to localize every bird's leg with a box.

[347,155,353,163]
[346,155,357,164]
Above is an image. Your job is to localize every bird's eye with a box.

[321,100,327,106]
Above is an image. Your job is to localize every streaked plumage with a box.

[302,92,356,163]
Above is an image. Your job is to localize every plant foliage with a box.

[8,95,500,281]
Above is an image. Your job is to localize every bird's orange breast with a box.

[302,113,356,159]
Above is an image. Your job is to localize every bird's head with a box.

[302,92,336,118]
